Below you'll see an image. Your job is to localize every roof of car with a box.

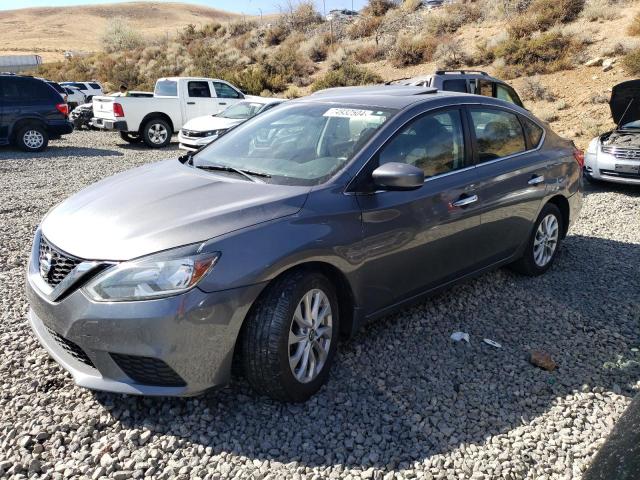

[304,85,479,109]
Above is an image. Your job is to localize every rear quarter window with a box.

[521,117,544,148]
[442,79,468,93]
[89,83,101,89]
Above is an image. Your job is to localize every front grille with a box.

[600,169,640,179]
[110,353,186,387]
[47,327,95,368]
[601,146,640,160]
[39,236,82,288]
[181,129,206,138]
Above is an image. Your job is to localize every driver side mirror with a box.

[372,162,424,191]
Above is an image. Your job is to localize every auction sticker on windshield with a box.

[323,108,375,118]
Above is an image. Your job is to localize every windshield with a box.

[621,119,640,129]
[193,102,396,186]
[221,102,268,120]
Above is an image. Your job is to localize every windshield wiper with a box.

[194,164,271,182]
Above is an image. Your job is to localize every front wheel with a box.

[119,131,142,144]
[510,203,563,276]
[241,270,339,402]
[141,118,172,148]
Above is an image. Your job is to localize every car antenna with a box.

[617,98,634,130]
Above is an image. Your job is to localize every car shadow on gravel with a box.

[115,142,181,152]
[0,145,123,160]
[92,234,640,472]
[583,181,640,197]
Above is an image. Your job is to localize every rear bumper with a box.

[92,117,129,132]
[47,120,74,136]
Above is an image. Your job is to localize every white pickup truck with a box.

[92,77,249,148]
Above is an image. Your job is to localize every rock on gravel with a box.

[1,131,639,479]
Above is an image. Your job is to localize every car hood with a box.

[41,159,310,261]
[610,80,640,126]
[181,115,242,132]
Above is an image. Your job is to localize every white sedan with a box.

[178,98,285,152]
[64,86,87,108]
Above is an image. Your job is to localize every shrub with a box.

[347,15,383,39]
[287,1,322,31]
[262,39,316,87]
[311,63,382,91]
[434,38,470,69]
[521,76,556,101]
[623,49,640,75]
[304,37,329,62]
[265,24,289,46]
[494,31,580,77]
[402,0,424,12]
[389,34,438,67]
[508,0,585,37]
[351,41,385,63]
[426,2,483,35]
[101,17,144,53]
[628,13,640,36]
[227,19,258,37]
[363,0,395,17]
[582,0,619,21]
[590,93,608,104]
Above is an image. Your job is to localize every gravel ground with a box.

[1,130,639,480]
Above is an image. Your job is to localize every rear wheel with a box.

[16,124,49,152]
[119,131,143,144]
[241,270,339,402]
[510,203,563,276]
[142,118,172,148]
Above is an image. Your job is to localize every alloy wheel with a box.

[288,289,333,383]
[533,214,559,267]
[23,130,44,150]
[148,124,168,144]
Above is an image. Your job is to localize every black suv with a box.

[391,70,525,108]
[0,74,73,152]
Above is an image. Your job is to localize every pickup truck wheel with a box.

[241,270,339,402]
[119,132,142,144]
[142,119,172,148]
[16,124,49,152]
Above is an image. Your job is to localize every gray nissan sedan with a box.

[27,86,583,402]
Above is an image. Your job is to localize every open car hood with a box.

[610,80,640,126]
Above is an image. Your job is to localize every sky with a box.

[0,0,369,15]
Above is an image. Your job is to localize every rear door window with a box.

[89,83,101,90]
[379,109,467,178]
[155,80,178,97]
[469,108,526,162]
[187,81,211,98]
[213,82,241,99]
[478,80,493,98]
[442,79,468,93]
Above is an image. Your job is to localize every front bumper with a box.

[177,131,217,152]
[91,117,128,132]
[585,148,640,185]
[26,236,265,396]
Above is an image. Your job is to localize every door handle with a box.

[218,102,227,105]
[528,175,545,185]
[451,194,478,208]
[187,101,195,105]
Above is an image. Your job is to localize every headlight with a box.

[83,248,220,302]
[204,129,227,137]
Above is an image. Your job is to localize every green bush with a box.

[347,15,383,39]
[311,63,382,92]
[389,34,438,67]
[508,0,585,36]
[363,0,396,17]
[265,24,289,46]
[494,31,579,77]
[426,1,483,35]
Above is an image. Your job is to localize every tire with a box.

[15,124,49,152]
[510,203,564,276]
[241,270,340,402]
[141,118,172,148]
[119,131,143,144]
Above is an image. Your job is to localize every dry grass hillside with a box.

[0,2,237,61]
[19,0,640,148]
